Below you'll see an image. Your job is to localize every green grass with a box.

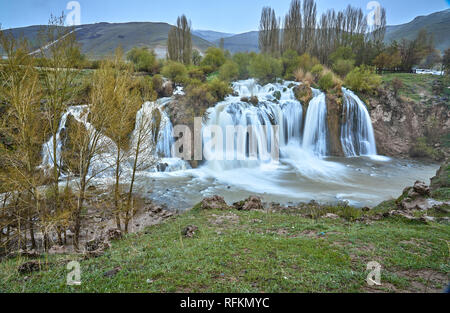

[1,207,449,293]
[381,73,436,102]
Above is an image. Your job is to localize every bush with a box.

[185,83,216,108]
[219,60,239,82]
[318,73,334,91]
[248,54,282,85]
[161,61,188,84]
[409,137,444,161]
[332,59,354,77]
[188,67,206,81]
[201,47,226,71]
[344,65,381,94]
[232,52,253,79]
[329,46,355,65]
[392,77,403,98]
[282,49,300,80]
[126,47,158,73]
[207,78,232,101]
[297,53,319,72]
[310,64,324,80]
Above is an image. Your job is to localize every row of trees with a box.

[0,16,160,253]
[259,0,385,65]
[258,0,440,73]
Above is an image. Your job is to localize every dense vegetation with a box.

[0,0,448,260]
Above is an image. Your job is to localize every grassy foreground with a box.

[1,205,449,293]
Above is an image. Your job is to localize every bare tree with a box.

[282,0,302,54]
[259,7,280,56]
[38,14,82,245]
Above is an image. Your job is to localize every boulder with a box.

[323,213,340,220]
[234,196,264,211]
[200,195,230,210]
[85,237,109,253]
[412,181,431,197]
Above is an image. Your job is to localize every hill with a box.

[216,31,259,53]
[2,22,213,59]
[209,9,450,54]
[385,9,450,52]
[192,30,235,43]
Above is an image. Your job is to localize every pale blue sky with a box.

[0,0,449,33]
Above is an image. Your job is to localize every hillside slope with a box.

[3,22,213,59]
[385,9,450,52]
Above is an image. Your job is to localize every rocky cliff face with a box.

[366,88,449,161]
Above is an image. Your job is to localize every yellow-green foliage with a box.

[248,54,282,85]
[207,78,232,101]
[318,72,334,91]
[126,47,159,73]
[344,65,381,94]
[201,47,226,71]
[219,60,239,82]
[161,61,188,84]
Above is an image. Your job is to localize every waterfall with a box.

[340,87,377,156]
[202,79,304,171]
[39,98,188,177]
[302,89,328,157]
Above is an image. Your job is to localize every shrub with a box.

[201,47,226,71]
[232,52,252,79]
[207,78,232,101]
[282,49,300,80]
[310,64,324,80]
[126,47,158,73]
[248,54,282,85]
[329,46,355,65]
[185,84,216,109]
[297,53,319,72]
[332,59,355,77]
[318,72,334,91]
[409,137,444,161]
[392,77,403,98]
[344,65,381,94]
[219,60,239,82]
[188,67,206,81]
[161,61,188,84]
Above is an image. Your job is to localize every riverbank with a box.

[1,174,448,293]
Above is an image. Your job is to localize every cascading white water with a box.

[202,79,304,171]
[39,97,188,178]
[302,88,328,157]
[340,87,377,156]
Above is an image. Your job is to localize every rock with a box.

[18,249,40,258]
[156,163,169,172]
[412,181,431,197]
[18,261,40,274]
[234,196,263,211]
[323,213,340,220]
[200,195,230,210]
[106,228,122,241]
[182,225,198,238]
[85,237,109,253]
[103,267,122,278]
[401,198,449,211]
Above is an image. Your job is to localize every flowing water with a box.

[40,79,439,209]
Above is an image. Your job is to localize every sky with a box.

[0,0,449,33]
